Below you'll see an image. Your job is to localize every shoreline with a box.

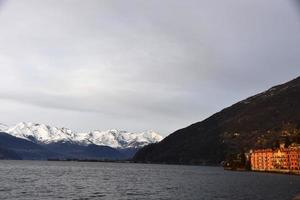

[2,159,300,176]
[224,167,300,176]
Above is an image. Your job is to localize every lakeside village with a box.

[225,142,300,175]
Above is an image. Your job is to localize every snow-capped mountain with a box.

[77,129,163,148]
[2,122,163,149]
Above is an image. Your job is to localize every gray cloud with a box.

[0,0,299,135]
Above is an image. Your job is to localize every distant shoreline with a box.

[2,159,300,176]
[47,158,133,163]
[2,159,300,177]
[224,167,300,176]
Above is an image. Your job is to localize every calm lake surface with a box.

[0,160,299,200]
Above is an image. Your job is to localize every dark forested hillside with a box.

[0,132,137,160]
[133,76,300,165]
[0,132,57,160]
[44,142,124,160]
[0,146,21,160]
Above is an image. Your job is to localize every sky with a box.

[0,0,299,136]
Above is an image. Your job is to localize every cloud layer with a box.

[0,0,299,135]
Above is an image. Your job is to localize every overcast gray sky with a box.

[0,0,299,136]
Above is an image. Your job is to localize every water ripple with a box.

[0,161,299,200]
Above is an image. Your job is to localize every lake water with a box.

[0,160,299,200]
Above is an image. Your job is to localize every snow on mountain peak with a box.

[7,122,76,144]
[81,129,164,148]
[3,122,163,149]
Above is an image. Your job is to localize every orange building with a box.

[250,144,300,173]
[288,146,300,171]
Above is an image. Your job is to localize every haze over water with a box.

[0,161,299,200]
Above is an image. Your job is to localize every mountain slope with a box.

[0,132,58,160]
[134,76,300,165]
[0,132,127,160]
[0,146,21,160]
[44,142,124,160]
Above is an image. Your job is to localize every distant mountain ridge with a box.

[134,76,300,165]
[0,131,125,160]
[0,122,163,160]
[0,122,163,149]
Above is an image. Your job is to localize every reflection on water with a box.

[0,160,299,200]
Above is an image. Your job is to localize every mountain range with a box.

[2,76,299,164]
[0,122,163,160]
[134,76,300,165]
